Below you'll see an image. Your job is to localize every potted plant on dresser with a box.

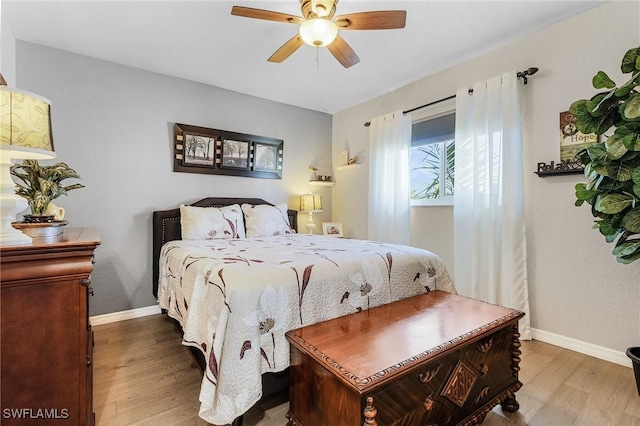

[9,159,84,238]
[570,45,640,395]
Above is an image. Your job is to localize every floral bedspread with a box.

[157,235,456,425]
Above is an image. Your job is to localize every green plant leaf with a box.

[614,71,640,97]
[612,239,640,256]
[586,171,604,191]
[634,167,640,184]
[620,133,640,151]
[616,122,640,135]
[585,173,604,191]
[605,134,628,159]
[584,163,597,181]
[575,183,598,201]
[595,218,618,237]
[593,71,616,89]
[622,207,640,232]
[623,94,640,120]
[587,91,616,116]
[586,143,609,163]
[634,184,640,197]
[605,162,635,181]
[595,193,635,214]
[621,47,640,73]
[605,228,621,243]
[599,177,633,192]
[618,249,640,264]
[576,148,591,165]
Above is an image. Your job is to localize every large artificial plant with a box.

[10,159,84,218]
[572,46,640,264]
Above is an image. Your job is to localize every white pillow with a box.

[180,204,246,240]
[241,203,294,237]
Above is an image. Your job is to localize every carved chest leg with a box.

[363,396,378,426]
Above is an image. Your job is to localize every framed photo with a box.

[253,142,278,172]
[221,139,250,170]
[174,123,284,179]
[322,222,343,237]
[183,134,215,166]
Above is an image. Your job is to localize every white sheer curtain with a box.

[368,110,411,245]
[454,72,531,339]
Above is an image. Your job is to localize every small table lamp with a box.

[0,85,56,246]
[300,193,322,234]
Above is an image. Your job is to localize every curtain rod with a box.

[363,67,538,127]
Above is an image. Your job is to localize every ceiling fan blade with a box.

[327,35,360,68]
[334,11,406,30]
[231,6,303,24]
[268,35,304,63]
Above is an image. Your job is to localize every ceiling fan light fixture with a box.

[299,18,338,47]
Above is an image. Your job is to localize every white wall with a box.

[16,42,333,315]
[332,1,640,356]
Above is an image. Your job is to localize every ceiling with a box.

[3,1,604,114]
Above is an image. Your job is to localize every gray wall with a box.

[332,1,640,358]
[16,42,333,316]
[1,11,16,86]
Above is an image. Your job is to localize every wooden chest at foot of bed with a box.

[285,291,524,426]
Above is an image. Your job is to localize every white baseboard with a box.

[90,304,162,326]
[531,328,632,368]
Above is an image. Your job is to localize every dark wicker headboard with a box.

[152,197,298,297]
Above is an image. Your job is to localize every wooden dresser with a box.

[1,227,100,425]
[286,291,524,426]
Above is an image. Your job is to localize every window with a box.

[410,108,455,206]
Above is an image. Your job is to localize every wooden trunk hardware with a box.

[1,227,100,425]
[285,291,524,426]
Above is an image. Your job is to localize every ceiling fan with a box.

[231,0,406,68]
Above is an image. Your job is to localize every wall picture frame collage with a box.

[173,123,284,179]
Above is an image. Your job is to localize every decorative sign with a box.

[174,123,283,179]
[560,111,598,161]
[535,159,584,177]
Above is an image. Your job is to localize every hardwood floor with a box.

[93,314,640,426]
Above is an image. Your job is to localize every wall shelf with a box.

[336,164,362,171]
[535,169,584,178]
[309,180,335,186]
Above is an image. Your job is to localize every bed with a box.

[152,197,456,425]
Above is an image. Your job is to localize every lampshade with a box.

[300,193,323,213]
[0,86,55,159]
[0,85,56,246]
[299,18,338,47]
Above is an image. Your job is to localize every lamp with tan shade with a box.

[0,84,56,245]
[299,193,322,234]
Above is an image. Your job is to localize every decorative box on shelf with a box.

[309,175,335,186]
[534,159,584,177]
